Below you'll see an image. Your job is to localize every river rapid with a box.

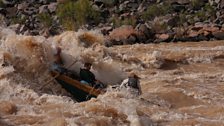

[0,27,224,126]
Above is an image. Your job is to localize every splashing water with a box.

[0,27,224,126]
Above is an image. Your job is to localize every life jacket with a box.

[127,77,138,89]
[79,68,96,86]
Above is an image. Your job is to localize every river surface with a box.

[0,28,224,126]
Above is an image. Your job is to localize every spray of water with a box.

[0,27,156,126]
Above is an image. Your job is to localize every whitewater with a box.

[0,27,224,126]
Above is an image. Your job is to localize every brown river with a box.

[0,27,224,126]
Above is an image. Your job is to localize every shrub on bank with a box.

[99,0,118,7]
[191,0,204,10]
[11,15,26,24]
[111,16,136,27]
[142,3,173,21]
[57,0,100,30]
[151,21,168,33]
[193,3,216,22]
[37,13,52,28]
[0,0,5,8]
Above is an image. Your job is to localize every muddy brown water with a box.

[0,28,223,125]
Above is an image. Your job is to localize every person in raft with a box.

[79,62,106,89]
[120,72,142,95]
[51,47,69,74]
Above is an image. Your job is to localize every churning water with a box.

[0,27,224,126]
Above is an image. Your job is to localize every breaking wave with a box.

[0,27,224,125]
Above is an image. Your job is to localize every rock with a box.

[191,25,203,31]
[188,23,215,40]
[171,3,186,12]
[23,30,30,35]
[137,3,146,13]
[170,0,190,5]
[104,39,114,47]
[214,17,222,24]
[49,25,60,35]
[154,33,170,42]
[204,26,220,32]
[30,29,39,35]
[136,32,148,43]
[17,2,28,10]
[0,8,7,16]
[107,39,123,46]
[188,30,200,37]
[100,26,113,35]
[220,0,224,8]
[203,30,211,36]
[192,23,220,35]
[120,12,129,18]
[167,16,179,27]
[0,0,222,40]
[24,7,38,15]
[94,0,104,6]
[8,24,20,32]
[209,0,220,6]
[198,34,209,41]
[57,0,69,3]
[48,2,58,13]
[94,0,118,6]
[0,101,17,115]
[119,3,126,13]
[136,23,154,38]
[101,9,110,18]
[40,29,49,37]
[39,5,48,14]
[216,11,221,18]
[0,15,7,26]
[193,16,200,22]
[93,4,101,12]
[124,34,137,44]
[38,0,51,4]
[19,24,27,33]
[6,7,17,18]
[127,2,139,9]
[212,30,224,39]
[2,0,16,6]
[109,25,137,41]
[160,33,170,40]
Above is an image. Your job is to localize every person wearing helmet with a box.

[120,72,142,95]
[51,47,67,73]
[80,62,106,89]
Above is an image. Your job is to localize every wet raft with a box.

[51,71,105,102]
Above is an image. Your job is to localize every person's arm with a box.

[54,47,63,65]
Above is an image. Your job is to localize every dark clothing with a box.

[128,77,139,89]
[121,76,142,95]
[80,68,96,86]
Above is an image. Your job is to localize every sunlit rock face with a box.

[0,27,224,125]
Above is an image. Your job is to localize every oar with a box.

[40,59,78,90]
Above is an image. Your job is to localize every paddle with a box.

[40,59,78,90]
